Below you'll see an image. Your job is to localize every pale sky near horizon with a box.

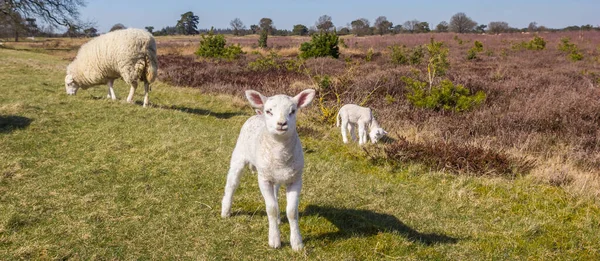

[79,0,598,33]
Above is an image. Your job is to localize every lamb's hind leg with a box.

[341,119,350,143]
[358,123,367,145]
[143,81,150,107]
[258,177,281,248]
[221,153,245,218]
[286,178,303,251]
[126,81,138,104]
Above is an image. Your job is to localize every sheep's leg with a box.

[286,179,303,251]
[221,155,245,218]
[358,124,367,145]
[107,79,116,100]
[143,81,150,107]
[274,183,281,225]
[341,119,349,143]
[348,123,357,142]
[258,177,281,249]
[126,81,138,104]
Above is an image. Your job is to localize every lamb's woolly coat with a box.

[65,28,157,106]
[221,89,316,251]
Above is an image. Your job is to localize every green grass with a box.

[1,48,600,260]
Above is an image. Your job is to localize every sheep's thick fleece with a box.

[67,28,157,88]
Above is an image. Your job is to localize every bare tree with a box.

[350,18,370,36]
[435,21,449,32]
[230,18,245,36]
[403,20,419,33]
[488,21,509,34]
[1,0,86,41]
[528,22,538,32]
[374,16,392,35]
[315,14,334,32]
[449,12,477,33]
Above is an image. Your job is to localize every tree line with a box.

[148,12,599,38]
[1,2,599,41]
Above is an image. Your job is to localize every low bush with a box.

[404,77,486,112]
[299,32,340,59]
[195,29,245,60]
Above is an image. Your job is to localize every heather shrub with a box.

[299,31,340,59]
[314,74,340,124]
[248,51,280,71]
[474,40,484,52]
[404,77,486,112]
[389,45,423,65]
[196,29,245,60]
[366,137,534,177]
[558,37,584,61]
[389,45,409,65]
[526,35,546,50]
[409,45,424,65]
[467,48,478,60]
[453,35,464,45]
[366,47,374,62]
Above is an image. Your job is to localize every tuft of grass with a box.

[1,48,600,260]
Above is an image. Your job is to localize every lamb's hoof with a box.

[291,243,304,251]
[269,240,281,249]
[221,210,231,218]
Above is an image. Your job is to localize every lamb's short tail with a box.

[145,38,158,83]
[336,110,341,127]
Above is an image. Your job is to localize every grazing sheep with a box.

[65,28,158,107]
[221,89,316,251]
[336,104,388,145]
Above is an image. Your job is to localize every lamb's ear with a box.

[293,89,316,109]
[245,90,267,109]
[65,74,74,84]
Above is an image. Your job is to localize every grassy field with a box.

[1,48,600,260]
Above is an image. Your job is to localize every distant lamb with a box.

[65,28,158,107]
[221,89,316,251]
[336,104,388,145]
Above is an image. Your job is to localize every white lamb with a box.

[65,28,158,107]
[336,104,388,145]
[221,89,316,251]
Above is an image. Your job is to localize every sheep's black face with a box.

[65,74,79,95]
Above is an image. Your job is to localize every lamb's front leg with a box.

[258,178,281,248]
[286,178,303,251]
[358,124,367,145]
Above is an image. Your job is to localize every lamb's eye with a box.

[289,109,296,115]
[266,109,273,116]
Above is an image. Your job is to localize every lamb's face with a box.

[246,89,316,136]
[263,96,298,136]
[65,74,79,95]
[369,128,388,143]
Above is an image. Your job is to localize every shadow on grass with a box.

[0,115,32,133]
[302,205,458,245]
[151,103,246,119]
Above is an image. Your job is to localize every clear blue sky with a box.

[80,0,598,33]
